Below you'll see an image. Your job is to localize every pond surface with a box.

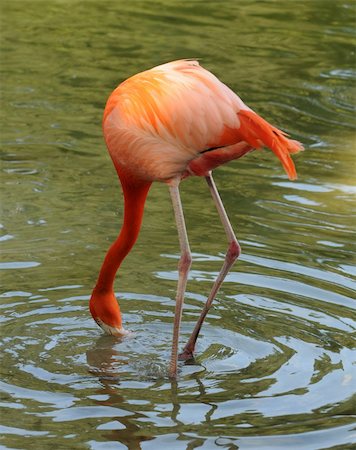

[1,1,355,449]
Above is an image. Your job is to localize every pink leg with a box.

[168,178,192,378]
[179,171,240,360]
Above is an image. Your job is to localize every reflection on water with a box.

[1,0,356,449]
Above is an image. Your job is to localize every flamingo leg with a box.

[168,179,192,378]
[179,171,240,360]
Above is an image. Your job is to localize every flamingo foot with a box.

[178,347,195,361]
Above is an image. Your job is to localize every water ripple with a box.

[1,0,355,448]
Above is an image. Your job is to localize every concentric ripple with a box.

[1,247,355,448]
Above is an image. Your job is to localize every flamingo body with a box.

[103,60,301,182]
[90,60,303,376]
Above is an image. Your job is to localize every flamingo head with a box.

[89,288,128,336]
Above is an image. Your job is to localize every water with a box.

[1,1,355,449]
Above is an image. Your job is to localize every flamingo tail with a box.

[238,109,303,180]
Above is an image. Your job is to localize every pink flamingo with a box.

[89,60,302,378]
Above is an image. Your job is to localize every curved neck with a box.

[95,176,151,292]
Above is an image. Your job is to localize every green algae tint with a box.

[1,1,355,449]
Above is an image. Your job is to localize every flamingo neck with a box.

[89,175,151,333]
[95,177,151,292]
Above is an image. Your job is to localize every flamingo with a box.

[89,60,303,378]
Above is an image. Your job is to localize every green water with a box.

[1,1,355,449]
